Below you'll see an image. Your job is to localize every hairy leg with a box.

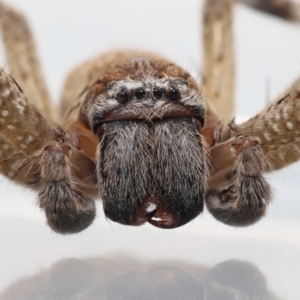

[0,68,58,184]
[0,136,36,184]
[0,2,57,124]
[202,0,235,121]
[236,78,300,171]
[0,69,60,156]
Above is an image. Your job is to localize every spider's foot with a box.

[206,136,273,226]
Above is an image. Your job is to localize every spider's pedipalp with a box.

[38,142,96,234]
[0,68,96,233]
[206,135,272,226]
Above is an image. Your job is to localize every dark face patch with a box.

[97,118,206,228]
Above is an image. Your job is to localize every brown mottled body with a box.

[0,0,298,233]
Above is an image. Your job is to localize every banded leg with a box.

[202,0,235,121]
[0,2,57,124]
[206,135,272,226]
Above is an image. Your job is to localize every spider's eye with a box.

[134,88,146,100]
[153,87,163,99]
[116,89,130,104]
[155,73,163,79]
[107,83,114,90]
[166,86,180,101]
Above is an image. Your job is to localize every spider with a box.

[0,0,299,234]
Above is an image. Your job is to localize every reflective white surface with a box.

[0,1,300,299]
[0,256,282,299]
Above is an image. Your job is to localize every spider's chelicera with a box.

[1,0,299,234]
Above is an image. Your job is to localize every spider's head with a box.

[81,57,206,131]
[80,57,208,229]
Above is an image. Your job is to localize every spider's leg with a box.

[0,69,59,156]
[237,80,300,171]
[0,2,57,124]
[206,135,272,226]
[202,0,234,121]
[241,0,300,21]
[0,69,96,233]
[0,136,36,184]
[0,67,56,184]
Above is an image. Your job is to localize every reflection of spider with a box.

[1,257,278,300]
[0,0,299,234]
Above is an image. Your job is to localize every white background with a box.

[0,1,300,299]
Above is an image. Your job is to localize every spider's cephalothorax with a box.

[1,0,299,234]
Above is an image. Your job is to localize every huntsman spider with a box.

[0,0,299,234]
